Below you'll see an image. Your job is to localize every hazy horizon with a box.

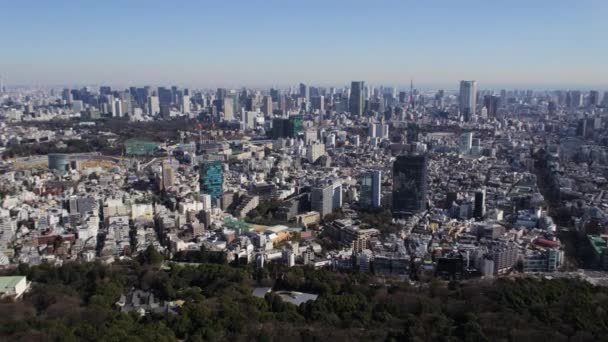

[1,0,607,89]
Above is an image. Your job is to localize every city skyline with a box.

[1,0,607,88]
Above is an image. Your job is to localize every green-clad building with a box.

[270,115,303,139]
[200,160,223,201]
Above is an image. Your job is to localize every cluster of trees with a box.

[359,209,402,235]
[3,118,204,159]
[1,259,607,341]
[3,138,122,158]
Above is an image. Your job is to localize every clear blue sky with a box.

[1,0,606,89]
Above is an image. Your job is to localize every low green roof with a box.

[588,235,608,255]
[0,276,25,292]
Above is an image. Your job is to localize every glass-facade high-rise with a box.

[459,80,477,122]
[200,160,223,201]
[349,81,365,116]
[392,155,428,217]
[270,115,303,139]
[360,170,381,208]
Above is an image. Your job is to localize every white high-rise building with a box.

[242,111,257,130]
[181,95,190,114]
[148,96,160,115]
[306,143,326,163]
[223,96,234,121]
[112,99,123,117]
[459,80,477,121]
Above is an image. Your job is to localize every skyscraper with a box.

[311,96,324,112]
[350,81,365,116]
[459,132,473,154]
[199,160,223,201]
[162,161,176,190]
[483,95,500,117]
[216,88,227,101]
[311,183,334,218]
[181,94,190,114]
[158,87,172,107]
[589,90,600,107]
[148,96,160,115]
[568,90,582,108]
[261,95,273,116]
[299,83,309,101]
[112,98,123,117]
[223,95,235,121]
[360,170,382,208]
[392,154,428,217]
[474,189,486,219]
[459,80,477,121]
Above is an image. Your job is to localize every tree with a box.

[140,245,164,266]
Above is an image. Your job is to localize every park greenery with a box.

[0,251,607,341]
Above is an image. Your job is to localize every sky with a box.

[0,0,607,89]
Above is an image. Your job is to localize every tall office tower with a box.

[311,183,334,218]
[271,117,288,139]
[398,91,407,104]
[62,88,73,104]
[603,92,608,107]
[269,88,280,102]
[199,160,223,201]
[500,89,507,101]
[245,96,258,111]
[243,111,257,130]
[157,87,172,108]
[392,154,428,217]
[271,116,302,139]
[474,189,486,219]
[483,95,500,117]
[332,181,343,211]
[160,104,171,119]
[72,100,84,113]
[299,83,309,101]
[112,98,123,117]
[568,90,582,108]
[377,123,389,139]
[261,95,273,115]
[216,88,227,101]
[148,96,160,115]
[223,95,235,121]
[459,80,477,121]
[360,170,382,208]
[170,85,179,104]
[459,132,473,154]
[161,161,176,190]
[349,81,365,116]
[99,86,112,96]
[181,94,190,114]
[0,75,4,93]
[589,90,600,107]
[311,96,325,112]
[548,101,557,116]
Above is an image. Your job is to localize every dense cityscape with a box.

[1,0,608,341]
[0,79,607,340]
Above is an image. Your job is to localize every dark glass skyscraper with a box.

[360,170,381,208]
[350,81,365,116]
[392,154,428,217]
[270,115,303,139]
